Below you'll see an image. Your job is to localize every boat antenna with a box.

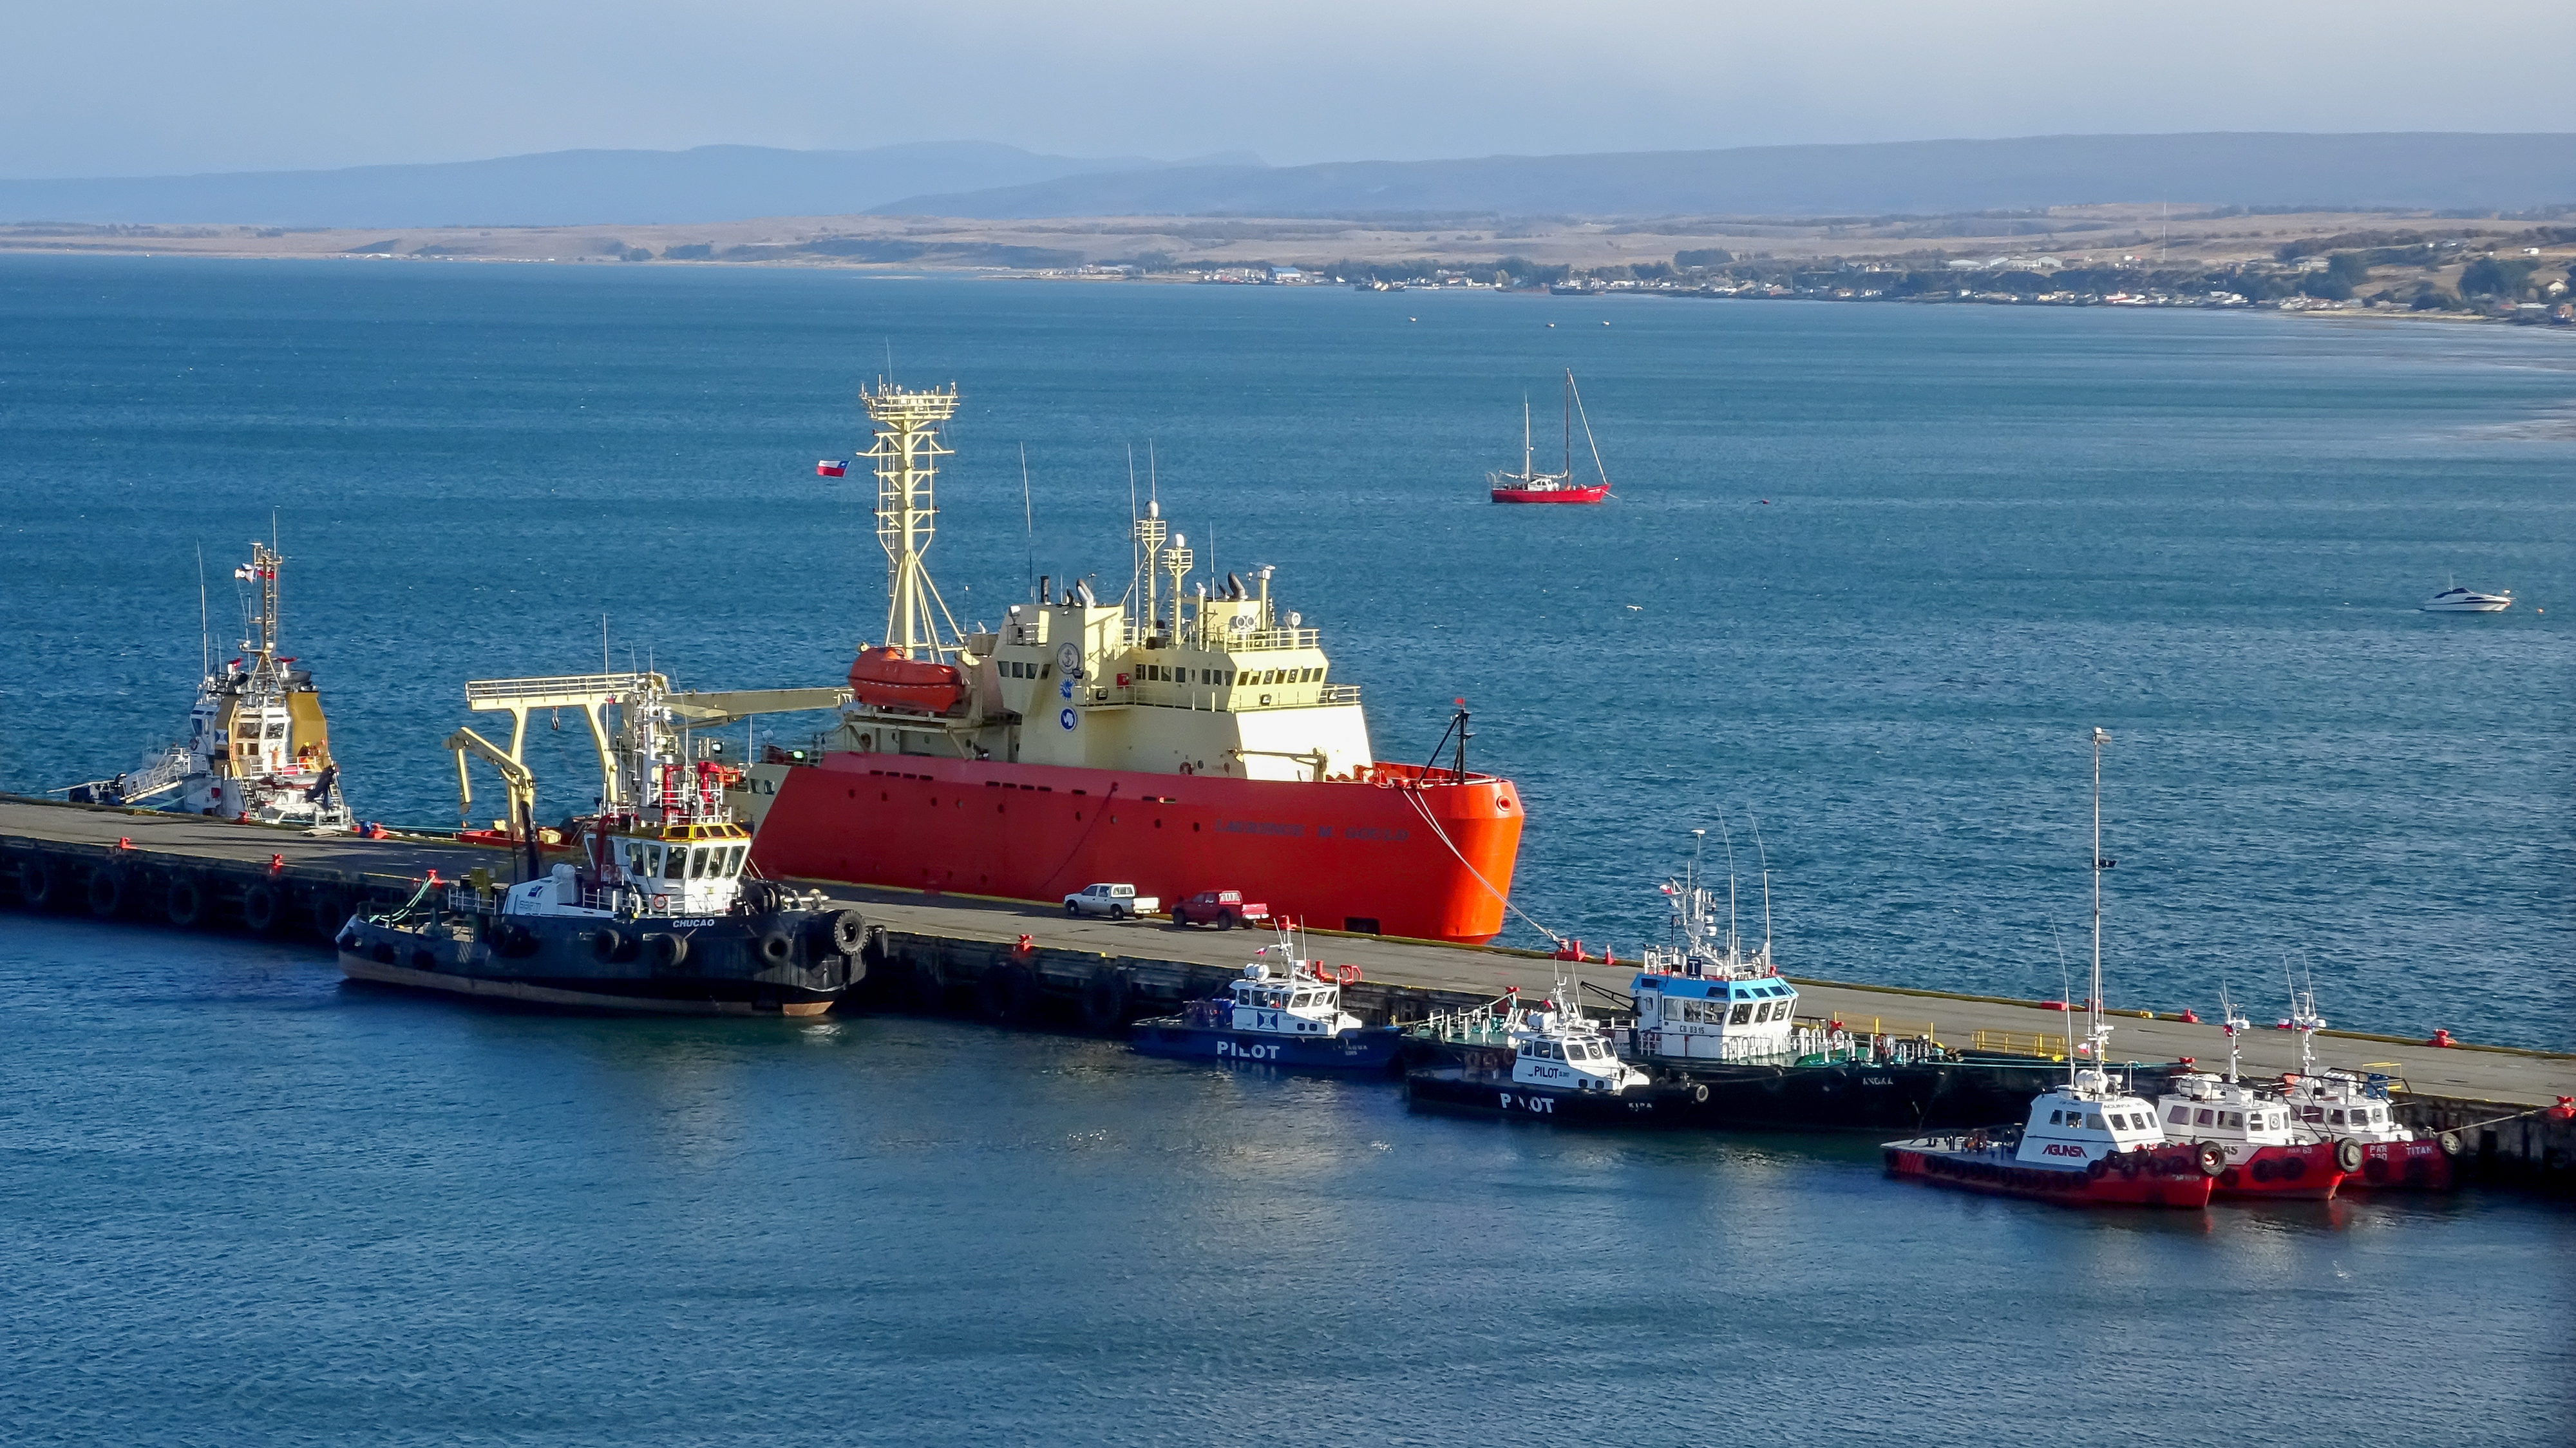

[601,613,610,676]
[1748,810,1772,966]
[1019,443,1037,603]
[1126,444,1141,610]
[1521,394,1533,479]
[196,544,211,680]
[2049,920,2078,1089]
[884,340,895,390]
[1683,828,1706,956]
[1716,816,1739,963]
[2218,980,2245,1084]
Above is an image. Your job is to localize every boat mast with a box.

[1521,397,1533,481]
[1562,370,1573,484]
[862,383,963,660]
[2088,726,2112,1086]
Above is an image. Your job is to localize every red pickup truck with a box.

[1169,890,1269,930]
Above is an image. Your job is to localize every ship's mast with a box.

[2087,725,2113,1087]
[240,542,282,670]
[862,383,963,660]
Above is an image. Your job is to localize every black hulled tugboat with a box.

[338,676,862,1015]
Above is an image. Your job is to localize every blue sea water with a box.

[0,258,2572,1443]
[3,256,2568,1045]
[1,914,2569,1447]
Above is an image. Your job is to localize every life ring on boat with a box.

[2196,1141,2229,1177]
[652,893,670,913]
[2334,1138,2365,1174]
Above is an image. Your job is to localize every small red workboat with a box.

[2151,998,2349,1200]
[1488,369,1613,505]
[2275,986,2463,1191]
[848,645,965,716]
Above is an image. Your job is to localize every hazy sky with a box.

[10,0,2572,178]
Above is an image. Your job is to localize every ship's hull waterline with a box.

[741,755,1523,944]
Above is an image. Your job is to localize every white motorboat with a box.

[2422,580,2512,612]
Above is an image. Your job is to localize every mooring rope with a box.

[1399,786,1567,949]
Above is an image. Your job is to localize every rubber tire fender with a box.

[165,874,206,928]
[2438,1130,2465,1157]
[757,930,793,966]
[18,859,58,911]
[591,926,627,964]
[1079,967,1131,1031]
[2334,1138,2366,1174]
[2197,1141,2230,1177]
[2087,1154,2110,1180]
[1690,1083,1710,1105]
[979,962,1036,1022]
[241,881,281,935]
[489,920,535,958]
[826,909,866,957]
[646,932,688,970]
[85,868,126,919]
[307,888,348,942]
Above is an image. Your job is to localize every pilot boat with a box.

[337,674,861,1015]
[2152,996,2349,1200]
[1405,977,1653,1118]
[1884,729,2220,1208]
[1128,931,1401,1069]
[1488,370,1612,503]
[2421,580,2511,612]
[2276,984,2462,1190]
[64,540,354,830]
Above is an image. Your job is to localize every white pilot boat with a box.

[2421,580,2512,612]
[1128,929,1401,1069]
[2275,983,2463,1190]
[1405,976,1654,1119]
[65,541,354,830]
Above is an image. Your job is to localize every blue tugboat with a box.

[1129,935,1400,1071]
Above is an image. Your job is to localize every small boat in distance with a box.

[2423,579,2512,612]
[1489,370,1612,504]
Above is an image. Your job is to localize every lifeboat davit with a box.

[848,646,964,716]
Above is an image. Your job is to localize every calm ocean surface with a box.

[1,256,2571,1445]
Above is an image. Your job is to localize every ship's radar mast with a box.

[862,383,964,661]
[238,541,283,667]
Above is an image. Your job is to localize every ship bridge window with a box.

[1728,1003,1753,1025]
[2085,1114,2105,1130]
[264,722,288,739]
[2168,1107,2190,1125]
[663,848,687,881]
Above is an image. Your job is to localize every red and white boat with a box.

[2277,986,2463,1192]
[1886,729,2219,1209]
[736,382,1526,944]
[2152,998,2349,1201]
[1488,370,1613,504]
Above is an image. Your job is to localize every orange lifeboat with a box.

[848,646,965,716]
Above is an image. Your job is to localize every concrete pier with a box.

[6,794,2569,1192]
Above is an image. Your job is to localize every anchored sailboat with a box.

[1488,370,1612,504]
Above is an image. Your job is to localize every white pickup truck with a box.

[1062,882,1158,920]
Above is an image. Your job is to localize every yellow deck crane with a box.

[444,725,544,883]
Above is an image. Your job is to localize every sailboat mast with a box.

[1522,398,1533,477]
[1562,370,1572,481]
[2091,727,2109,1054]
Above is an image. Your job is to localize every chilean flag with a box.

[816,459,849,477]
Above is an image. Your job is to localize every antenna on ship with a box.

[860,380,964,661]
[1716,816,1740,965]
[1749,810,1773,967]
[1019,444,1037,603]
[195,544,211,681]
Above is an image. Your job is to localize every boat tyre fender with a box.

[307,887,348,942]
[979,962,1036,1022]
[591,926,626,964]
[2197,1141,2229,1177]
[2087,1154,2110,1181]
[85,868,126,919]
[757,930,793,966]
[826,909,866,957]
[241,881,281,935]
[1691,1083,1710,1105]
[2334,1138,2366,1174]
[488,920,535,958]
[18,859,59,911]
[646,932,688,971]
[165,873,206,928]
[1080,967,1131,1031]
[2438,1130,2465,1157]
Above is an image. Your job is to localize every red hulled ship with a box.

[736,383,1526,944]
